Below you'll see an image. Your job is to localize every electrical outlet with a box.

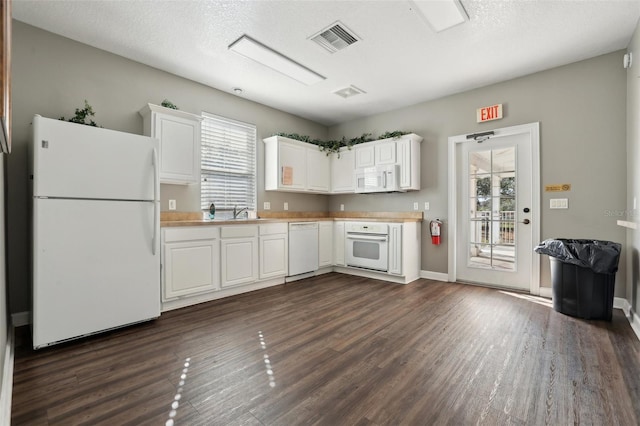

[413,202,419,211]
[284,202,289,211]
[424,202,430,210]
[340,204,345,211]
[168,199,176,211]
[264,201,271,210]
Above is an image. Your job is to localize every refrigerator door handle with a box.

[152,148,159,255]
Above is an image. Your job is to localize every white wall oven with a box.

[346,222,389,271]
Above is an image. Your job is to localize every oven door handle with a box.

[346,234,388,242]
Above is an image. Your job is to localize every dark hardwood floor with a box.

[11,273,640,425]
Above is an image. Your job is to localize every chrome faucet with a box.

[233,205,248,219]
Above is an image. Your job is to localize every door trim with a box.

[447,122,541,295]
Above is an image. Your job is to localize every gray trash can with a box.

[535,239,621,321]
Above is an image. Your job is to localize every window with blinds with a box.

[200,112,256,211]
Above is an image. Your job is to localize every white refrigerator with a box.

[31,115,161,349]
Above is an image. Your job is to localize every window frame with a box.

[200,112,257,213]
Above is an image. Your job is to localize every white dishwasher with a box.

[288,222,319,276]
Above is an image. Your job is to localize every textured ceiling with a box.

[12,0,640,126]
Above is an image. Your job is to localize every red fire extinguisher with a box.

[430,219,443,245]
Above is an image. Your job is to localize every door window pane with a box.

[468,147,516,270]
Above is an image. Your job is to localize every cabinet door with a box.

[388,224,403,275]
[279,141,307,190]
[155,113,200,184]
[333,221,345,266]
[221,237,259,287]
[331,149,355,193]
[164,240,219,300]
[318,221,333,267]
[260,234,288,279]
[306,147,330,192]
[398,139,420,190]
[375,141,397,165]
[355,144,375,168]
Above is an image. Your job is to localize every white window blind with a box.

[201,112,256,211]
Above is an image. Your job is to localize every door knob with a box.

[523,207,530,213]
[520,219,530,225]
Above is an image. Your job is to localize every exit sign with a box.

[477,104,503,123]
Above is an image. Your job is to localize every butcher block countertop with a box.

[161,211,423,227]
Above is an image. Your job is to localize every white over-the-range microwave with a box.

[354,164,402,193]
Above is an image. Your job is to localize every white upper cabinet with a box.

[355,140,396,169]
[264,136,330,194]
[397,134,422,190]
[354,144,375,168]
[265,133,422,194]
[139,104,203,185]
[277,139,307,190]
[306,147,331,192]
[374,141,397,165]
[330,147,355,193]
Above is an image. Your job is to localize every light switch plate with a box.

[550,198,568,209]
[264,201,271,210]
[340,204,345,211]
[168,199,176,211]
[284,202,289,211]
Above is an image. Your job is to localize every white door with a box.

[32,198,160,348]
[164,240,219,300]
[32,115,158,201]
[221,237,258,287]
[449,123,540,292]
[279,141,306,190]
[306,147,330,192]
[331,149,355,193]
[155,113,199,183]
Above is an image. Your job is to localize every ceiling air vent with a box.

[311,22,359,53]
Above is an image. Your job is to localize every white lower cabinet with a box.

[162,227,220,301]
[388,223,402,275]
[221,226,259,288]
[259,223,288,279]
[333,221,345,266]
[319,221,333,267]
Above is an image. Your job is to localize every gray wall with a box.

[328,51,628,294]
[626,21,640,313]
[8,21,329,314]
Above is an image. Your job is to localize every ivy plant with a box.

[275,131,410,156]
[161,99,179,110]
[59,100,101,127]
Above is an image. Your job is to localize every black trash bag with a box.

[534,238,621,274]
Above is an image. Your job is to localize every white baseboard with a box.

[420,270,449,282]
[614,297,630,313]
[11,311,30,327]
[539,287,552,298]
[613,298,640,342]
[0,325,14,426]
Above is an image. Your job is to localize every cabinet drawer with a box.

[221,225,258,239]
[164,226,219,242]
[259,222,288,236]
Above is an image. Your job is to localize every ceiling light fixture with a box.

[228,35,325,85]
[409,0,469,33]
[333,85,366,99]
